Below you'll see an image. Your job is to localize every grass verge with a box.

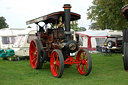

[0,53,128,85]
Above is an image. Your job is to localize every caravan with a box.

[0,28,24,50]
[12,28,37,57]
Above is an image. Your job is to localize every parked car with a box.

[104,36,122,53]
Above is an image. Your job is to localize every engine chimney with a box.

[63,4,71,40]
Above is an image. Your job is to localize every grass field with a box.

[0,53,128,85]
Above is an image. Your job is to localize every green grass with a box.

[0,53,128,85]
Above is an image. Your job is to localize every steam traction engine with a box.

[26,4,92,78]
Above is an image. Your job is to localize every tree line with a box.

[0,16,9,29]
[87,0,128,30]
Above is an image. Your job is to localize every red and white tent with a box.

[75,30,108,51]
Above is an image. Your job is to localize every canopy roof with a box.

[26,11,81,25]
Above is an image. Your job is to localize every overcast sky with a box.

[0,0,93,29]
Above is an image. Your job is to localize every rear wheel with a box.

[76,49,92,76]
[123,42,128,71]
[50,49,64,78]
[29,39,45,69]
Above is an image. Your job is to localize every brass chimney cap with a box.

[63,4,72,9]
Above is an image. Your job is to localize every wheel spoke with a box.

[52,55,55,62]
[56,60,60,67]
[79,55,82,61]
[85,58,88,61]
[32,42,37,52]
[32,42,36,48]
[31,52,34,56]
[56,54,59,61]
[82,64,85,72]
[85,64,88,69]
[55,65,58,74]
[31,50,35,53]
[77,63,81,67]
[55,53,59,61]
[32,57,36,63]
[83,52,86,60]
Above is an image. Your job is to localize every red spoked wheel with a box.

[50,49,64,78]
[76,49,92,76]
[29,39,44,69]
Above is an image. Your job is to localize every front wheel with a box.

[76,49,92,76]
[50,49,64,78]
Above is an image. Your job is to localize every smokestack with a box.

[63,4,71,40]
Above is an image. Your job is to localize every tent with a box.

[75,30,108,51]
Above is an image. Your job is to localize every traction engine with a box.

[26,4,92,78]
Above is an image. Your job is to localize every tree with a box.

[79,27,86,31]
[70,21,86,31]
[27,26,32,28]
[70,21,79,31]
[89,22,100,30]
[0,16,9,29]
[87,0,128,30]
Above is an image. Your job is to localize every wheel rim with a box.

[108,42,112,47]
[76,50,89,75]
[50,51,60,77]
[29,40,37,69]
